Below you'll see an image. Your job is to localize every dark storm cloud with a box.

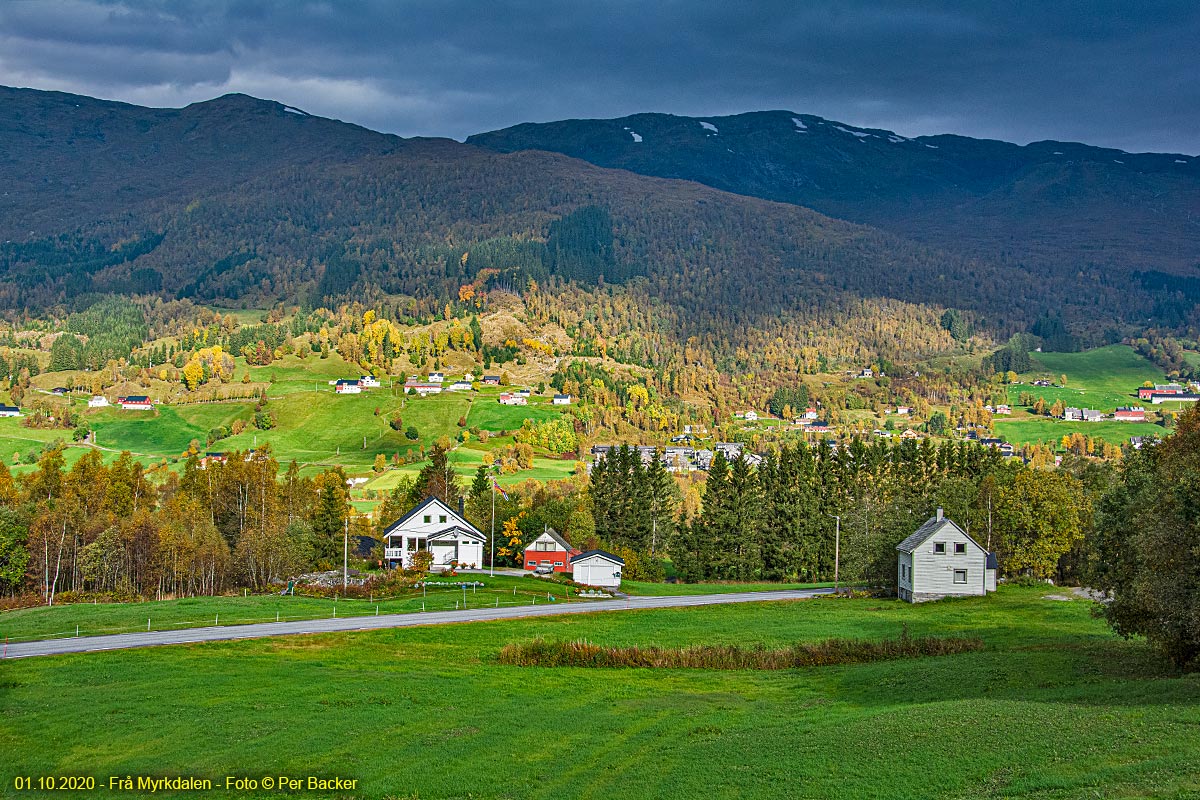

[0,0,1196,153]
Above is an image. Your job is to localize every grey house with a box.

[896,509,997,602]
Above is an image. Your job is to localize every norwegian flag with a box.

[491,477,509,501]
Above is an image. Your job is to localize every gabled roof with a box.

[121,395,150,403]
[381,496,482,538]
[427,525,487,542]
[525,527,574,552]
[570,549,625,566]
[896,514,986,555]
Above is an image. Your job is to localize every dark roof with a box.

[526,527,574,552]
[122,395,150,403]
[896,514,986,554]
[381,496,482,537]
[335,379,359,385]
[0,405,18,412]
[483,375,500,380]
[570,549,625,565]
[986,552,999,570]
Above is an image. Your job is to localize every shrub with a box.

[497,629,984,670]
[405,426,419,440]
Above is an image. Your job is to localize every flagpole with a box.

[489,481,495,577]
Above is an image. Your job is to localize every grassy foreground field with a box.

[2,587,1198,799]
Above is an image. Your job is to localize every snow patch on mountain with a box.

[699,121,718,133]
[283,106,307,116]
[834,125,872,139]
[629,131,643,143]
[791,117,807,131]
[888,135,907,143]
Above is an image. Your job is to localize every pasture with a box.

[2,587,1197,799]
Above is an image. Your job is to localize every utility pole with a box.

[828,514,841,593]
[343,515,349,590]
[489,482,495,577]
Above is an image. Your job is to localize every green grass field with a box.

[2,586,1197,799]
[1009,345,1166,412]
[0,576,586,642]
[6,351,583,482]
[994,417,1165,447]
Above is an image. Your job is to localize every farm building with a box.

[570,550,625,588]
[552,394,572,405]
[523,527,580,573]
[0,405,20,417]
[118,396,153,410]
[896,509,996,603]
[482,375,501,385]
[447,381,472,391]
[1114,406,1146,422]
[381,496,486,570]
[359,375,381,388]
[87,396,109,408]
[334,380,362,394]
[498,393,527,406]
[427,372,445,383]
[404,381,443,396]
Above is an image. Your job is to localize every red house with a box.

[117,395,154,410]
[523,527,580,573]
[1114,406,1146,422]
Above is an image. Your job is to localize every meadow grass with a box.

[0,575,582,642]
[994,416,1165,446]
[1007,345,1166,413]
[1,587,1197,799]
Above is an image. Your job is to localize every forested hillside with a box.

[2,86,1198,373]
[469,110,1200,327]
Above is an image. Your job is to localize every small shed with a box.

[570,549,625,588]
[896,508,996,602]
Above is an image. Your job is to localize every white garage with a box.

[570,550,625,589]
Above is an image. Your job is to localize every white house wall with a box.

[910,525,987,600]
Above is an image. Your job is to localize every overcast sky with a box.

[1,0,1196,153]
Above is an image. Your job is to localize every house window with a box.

[954,542,966,554]
[934,542,946,554]
[439,515,447,523]
[423,515,431,523]
[953,569,968,584]
[535,541,554,551]
[554,562,563,567]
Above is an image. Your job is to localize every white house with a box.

[335,380,362,394]
[447,380,472,391]
[87,396,109,408]
[552,394,572,405]
[381,496,487,570]
[498,393,527,406]
[896,508,996,603]
[427,372,445,384]
[570,549,625,588]
[404,381,443,396]
[359,375,381,388]
[743,410,759,422]
[0,405,20,417]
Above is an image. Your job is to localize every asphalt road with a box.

[2,589,833,660]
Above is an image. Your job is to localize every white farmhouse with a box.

[381,496,486,570]
[359,375,381,388]
[88,396,110,408]
[570,549,625,588]
[896,508,996,602]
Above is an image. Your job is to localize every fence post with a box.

[148,617,151,631]
[76,625,79,638]
[376,605,379,616]
[215,614,218,626]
